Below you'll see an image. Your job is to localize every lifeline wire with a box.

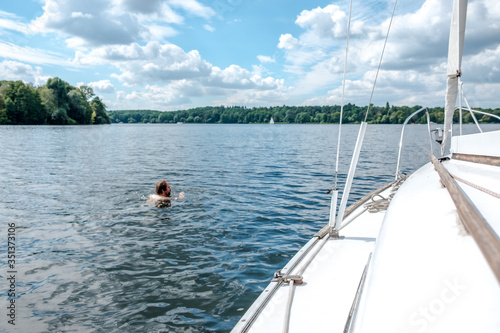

[364,0,398,122]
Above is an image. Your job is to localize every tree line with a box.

[2,78,498,126]
[0,78,110,125]
[108,103,500,125]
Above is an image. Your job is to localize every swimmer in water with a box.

[148,180,184,207]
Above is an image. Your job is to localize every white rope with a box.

[363,175,407,212]
[364,194,391,213]
[451,173,500,199]
[364,0,398,122]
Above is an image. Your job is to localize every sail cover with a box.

[442,0,468,155]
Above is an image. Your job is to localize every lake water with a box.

[1,123,498,332]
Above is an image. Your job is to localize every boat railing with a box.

[395,105,500,180]
[456,106,500,134]
[395,107,433,180]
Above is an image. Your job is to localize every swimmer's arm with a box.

[160,192,185,200]
[147,192,184,201]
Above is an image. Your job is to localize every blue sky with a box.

[1,0,499,111]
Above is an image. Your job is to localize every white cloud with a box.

[257,55,275,64]
[29,0,217,48]
[111,80,207,110]
[296,5,348,39]
[75,41,284,91]
[215,88,290,107]
[278,34,299,50]
[0,11,31,34]
[71,12,92,19]
[106,42,213,86]
[4,0,497,111]
[119,0,165,15]
[31,0,143,47]
[88,80,115,93]
[0,60,51,86]
[122,1,184,24]
[0,42,71,66]
[278,0,500,108]
[207,65,284,90]
[169,0,216,19]
[204,24,215,32]
[142,23,178,40]
[72,40,288,109]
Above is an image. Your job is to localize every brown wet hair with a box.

[156,180,169,195]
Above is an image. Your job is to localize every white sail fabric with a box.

[442,0,468,155]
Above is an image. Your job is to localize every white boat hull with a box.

[233,131,500,333]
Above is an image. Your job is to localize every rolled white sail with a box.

[442,0,468,155]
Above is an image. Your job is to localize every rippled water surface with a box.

[1,123,498,332]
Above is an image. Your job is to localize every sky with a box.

[0,0,499,111]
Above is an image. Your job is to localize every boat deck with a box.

[233,132,500,333]
[351,144,500,332]
[232,185,393,332]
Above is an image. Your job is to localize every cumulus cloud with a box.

[278,34,299,50]
[119,0,165,14]
[5,0,496,110]
[257,55,275,64]
[115,81,199,109]
[88,80,115,93]
[207,65,284,90]
[105,43,213,86]
[0,60,51,86]
[75,41,284,90]
[296,5,348,39]
[30,0,216,48]
[279,0,500,107]
[71,12,92,19]
[31,0,144,47]
[72,41,287,109]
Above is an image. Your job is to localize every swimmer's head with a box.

[155,180,171,197]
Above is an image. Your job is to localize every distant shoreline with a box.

[107,105,500,125]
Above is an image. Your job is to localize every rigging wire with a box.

[334,0,354,190]
[364,0,399,122]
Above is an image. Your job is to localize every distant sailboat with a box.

[269,117,274,125]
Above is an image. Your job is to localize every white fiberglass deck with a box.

[233,131,500,333]
[232,186,392,333]
[352,132,500,332]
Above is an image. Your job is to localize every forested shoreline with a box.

[108,104,500,125]
[1,77,499,126]
[0,79,110,125]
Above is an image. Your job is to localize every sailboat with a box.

[270,117,274,125]
[232,0,500,332]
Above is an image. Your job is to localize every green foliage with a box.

[67,90,87,124]
[107,105,500,125]
[0,96,7,124]
[51,107,69,125]
[0,81,46,124]
[90,97,111,124]
[0,78,497,126]
[0,78,110,125]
